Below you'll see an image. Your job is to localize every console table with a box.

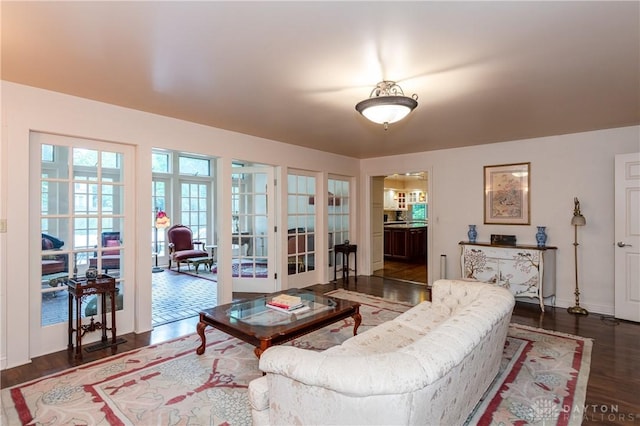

[459,242,557,312]
[67,275,118,359]
[334,244,357,282]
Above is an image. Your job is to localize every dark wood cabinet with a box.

[384,226,426,260]
[409,228,427,259]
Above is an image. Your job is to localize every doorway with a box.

[372,172,428,284]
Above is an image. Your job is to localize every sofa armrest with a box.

[258,346,428,396]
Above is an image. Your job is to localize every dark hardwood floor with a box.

[2,275,639,424]
[373,257,427,283]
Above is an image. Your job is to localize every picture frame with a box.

[484,162,530,225]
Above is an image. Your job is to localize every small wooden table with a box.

[186,256,214,274]
[196,289,361,358]
[334,243,358,282]
[67,275,118,359]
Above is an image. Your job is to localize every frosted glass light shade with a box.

[355,81,418,127]
[356,96,417,125]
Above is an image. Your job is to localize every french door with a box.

[328,177,351,278]
[614,152,640,322]
[231,165,275,293]
[30,132,134,357]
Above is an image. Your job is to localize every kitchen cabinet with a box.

[384,225,426,260]
[396,192,406,210]
[409,227,427,259]
[383,189,407,210]
[383,190,396,210]
[407,191,426,204]
[459,242,557,312]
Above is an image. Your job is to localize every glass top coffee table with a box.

[196,289,361,358]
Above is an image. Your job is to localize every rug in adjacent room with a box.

[1,291,592,426]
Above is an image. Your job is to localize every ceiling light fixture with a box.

[355,81,418,130]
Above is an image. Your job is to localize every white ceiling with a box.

[2,1,638,159]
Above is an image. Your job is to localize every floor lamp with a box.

[568,197,588,315]
[152,208,170,273]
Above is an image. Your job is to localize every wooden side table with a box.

[186,256,214,274]
[334,243,357,282]
[67,275,118,359]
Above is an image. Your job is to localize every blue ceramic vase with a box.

[536,226,547,247]
[468,225,477,243]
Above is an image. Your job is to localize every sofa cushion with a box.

[42,259,65,275]
[248,376,269,411]
[103,239,120,255]
[392,301,451,332]
[41,238,55,250]
[173,249,208,261]
[324,321,426,356]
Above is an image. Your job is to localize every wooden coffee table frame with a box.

[196,290,361,358]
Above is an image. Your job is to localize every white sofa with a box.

[248,279,515,426]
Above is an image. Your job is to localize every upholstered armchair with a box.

[166,225,208,271]
[287,228,306,274]
[89,232,121,273]
[41,233,68,276]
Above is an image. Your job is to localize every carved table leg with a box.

[254,340,271,359]
[352,307,362,335]
[196,321,208,355]
[75,296,82,359]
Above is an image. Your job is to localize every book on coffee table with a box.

[266,302,311,314]
[270,294,302,306]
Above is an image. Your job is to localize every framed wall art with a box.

[484,162,530,225]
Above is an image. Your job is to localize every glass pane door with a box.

[287,172,316,276]
[31,133,134,358]
[328,177,350,277]
[231,165,275,293]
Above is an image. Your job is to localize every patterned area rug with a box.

[179,260,269,281]
[1,290,591,426]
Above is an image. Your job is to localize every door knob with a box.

[617,241,632,247]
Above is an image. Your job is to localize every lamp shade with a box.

[356,96,418,125]
[155,210,171,229]
[571,197,586,226]
[571,214,586,226]
[355,81,418,127]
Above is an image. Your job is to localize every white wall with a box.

[361,125,640,315]
[0,81,359,369]
[2,79,637,369]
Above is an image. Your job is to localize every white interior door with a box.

[231,166,275,293]
[614,152,640,322]
[371,176,384,272]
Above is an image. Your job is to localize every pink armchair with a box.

[89,232,121,273]
[166,225,208,271]
[41,233,68,276]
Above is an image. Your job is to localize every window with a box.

[152,151,171,173]
[152,180,169,257]
[42,144,54,162]
[180,156,210,176]
[152,150,216,252]
[180,182,209,241]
